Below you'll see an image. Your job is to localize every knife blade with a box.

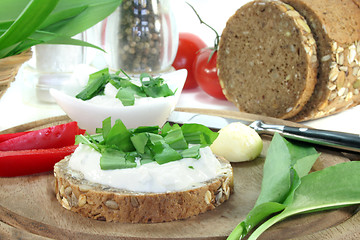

[168,111,360,153]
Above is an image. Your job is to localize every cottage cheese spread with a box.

[68,144,225,193]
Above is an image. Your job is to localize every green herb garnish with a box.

[0,0,122,58]
[228,133,360,240]
[75,68,175,106]
[75,117,219,170]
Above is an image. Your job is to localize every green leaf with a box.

[227,202,286,240]
[76,68,110,100]
[181,124,219,146]
[228,133,320,240]
[76,67,174,106]
[42,34,104,51]
[254,133,292,207]
[75,134,100,152]
[140,73,175,98]
[43,0,122,37]
[78,118,218,170]
[7,30,104,56]
[101,117,112,140]
[0,0,28,22]
[100,148,136,170]
[131,125,159,134]
[0,0,59,57]
[116,87,136,106]
[248,161,360,240]
[161,122,180,136]
[105,119,134,152]
[153,142,182,165]
[181,145,201,159]
[38,4,88,30]
[164,128,188,150]
[0,0,122,58]
[130,132,148,154]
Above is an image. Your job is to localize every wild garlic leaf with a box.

[105,119,134,152]
[0,0,59,57]
[228,133,319,240]
[227,202,286,240]
[0,0,28,22]
[76,68,110,100]
[0,0,122,58]
[130,132,148,154]
[254,133,292,206]
[249,161,360,240]
[10,31,103,56]
[44,0,122,37]
[180,145,201,159]
[38,5,88,30]
[100,148,136,170]
[116,88,136,106]
[76,68,175,105]
[181,124,219,147]
[79,118,219,170]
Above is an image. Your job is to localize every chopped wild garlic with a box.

[75,68,175,106]
[75,117,219,170]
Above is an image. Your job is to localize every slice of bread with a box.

[218,0,360,121]
[218,0,318,119]
[54,156,233,223]
[282,0,360,121]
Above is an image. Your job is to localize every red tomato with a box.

[172,33,207,89]
[193,48,226,100]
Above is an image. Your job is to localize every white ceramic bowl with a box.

[50,69,187,134]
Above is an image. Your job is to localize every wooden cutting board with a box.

[0,108,359,240]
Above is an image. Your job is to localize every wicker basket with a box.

[0,50,33,99]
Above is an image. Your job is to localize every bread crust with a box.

[218,0,360,121]
[282,0,360,121]
[54,156,233,223]
[217,0,318,119]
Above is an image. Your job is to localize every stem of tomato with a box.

[186,2,220,62]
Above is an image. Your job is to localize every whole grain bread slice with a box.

[282,0,360,121]
[54,156,233,223]
[217,0,318,119]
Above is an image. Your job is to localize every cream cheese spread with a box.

[68,144,226,193]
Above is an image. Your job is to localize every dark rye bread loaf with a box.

[218,0,360,121]
[54,156,233,223]
[217,0,318,119]
[282,0,360,121]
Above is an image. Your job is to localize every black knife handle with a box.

[283,126,360,150]
[251,121,360,152]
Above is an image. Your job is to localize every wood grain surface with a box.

[0,108,359,240]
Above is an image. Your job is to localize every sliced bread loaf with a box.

[217,0,318,119]
[54,155,233,223]
[218,0,360,121]
[282,0,360,121]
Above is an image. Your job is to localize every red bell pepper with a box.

[0,132,29,143]
[0,145,78,177]
[0,122,85,151]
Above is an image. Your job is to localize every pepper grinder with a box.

[103,0,178,74]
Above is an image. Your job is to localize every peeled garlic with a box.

[210,122,263,162]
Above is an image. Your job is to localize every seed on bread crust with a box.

[205,190,212,205]
[283,0,360,121]
[105,200,119,210]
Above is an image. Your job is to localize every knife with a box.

[167,111,360,153]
